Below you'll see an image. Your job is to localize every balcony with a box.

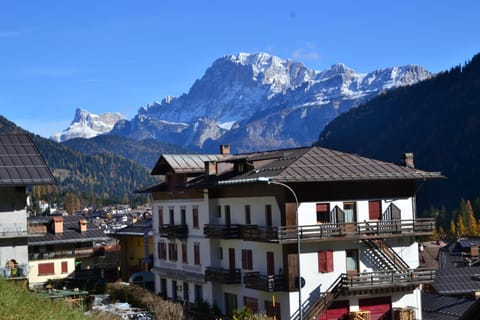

[341,269,435,290]
[205,267,241,284]
[0,263,28,279]
[204,224,277,241]
[277,218,435,243]
[158,224,188,239]
[244,272,287,292]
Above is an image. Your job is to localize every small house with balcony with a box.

[0,134,55,287]
[139,145,443,320]
[27,214,110,288]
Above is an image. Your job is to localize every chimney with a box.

[401,153,415,169]
[205,161,217,176]
[52,216,63,234]
[220,144,231,155]
[79,219,87,233]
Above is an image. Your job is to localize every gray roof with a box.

[114,218,152,236]
[151,154,224,175]
[28,215,109,245]
[220,146,444,183]
[422,292,480,320]
[0,134,55,185]
[433,266,480,294]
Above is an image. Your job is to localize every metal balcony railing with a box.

[243,272,287,292]
[205,267,241,284]
[158,224,188,239]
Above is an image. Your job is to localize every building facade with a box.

[0,134,55,287]
[141,146,442,320]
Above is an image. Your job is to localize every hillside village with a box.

[3,133,480,320]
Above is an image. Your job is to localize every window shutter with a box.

[318,250,334,273]
[368,201,381,220]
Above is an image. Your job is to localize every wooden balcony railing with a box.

[205,267,241,284]
[341,268,435,289]
[203,224,277,241]
[277,218,435,243]
[243,272,287,292]
[158,224,188,239]
[204,219,434,242]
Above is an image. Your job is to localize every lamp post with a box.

[257,177,303,320]
[218,177,303,320]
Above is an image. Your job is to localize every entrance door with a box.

[183,282,189,302]
[318,300,349,320]
[225,205,231,226]
[359,296,391,320]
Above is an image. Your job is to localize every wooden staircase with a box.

[302,275,345,320]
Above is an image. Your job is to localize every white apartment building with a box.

[140,145,443,320]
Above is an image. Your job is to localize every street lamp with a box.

[218,177,303,320]
[257,177,303,320]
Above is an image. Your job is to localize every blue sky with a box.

[1,0,479,138]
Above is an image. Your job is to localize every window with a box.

[316,203,330,223]
[218,247,223,260]
[224,293,238,316]
[265,300,281,320]
[158,207,163,226]
[318,250,334,273]
[194,285,203,303]
[369,200,381,220]
[172,280,178,301]
[217,205,222,218]
[244,296,258,313]
[194,243,201,265]
[168,242,178,261]
[182,242,188,264]
[181,207,186,224]
[169,208,175,224]
[346,249,359,273]
[343,202,356,223]
[38,262,54,275]
[61,261,68,273]
[158,242,167,260]
[265,205,272,226]
[225,205,231,225]
[245,205,251,224]
[192,207,199,228]
[242,249,253,270]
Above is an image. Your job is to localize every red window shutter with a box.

[318,250,334,273]
[193,208,199,228]
[61,261,68,273]
[38,262,54,275]
[316,203,329,212]
[326,250,334,272]
[369,201,381,220]
[158,208,163,226]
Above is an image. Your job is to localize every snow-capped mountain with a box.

[51,108,125,142]
[111,52,431,152]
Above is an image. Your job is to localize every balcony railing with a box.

[244,272,287,292]
[205,267,241,284]
[277,218,435,243]
[0,264,28,279]
[204,224,278,241]
[341,268,435,289]
[158,224,188,239]
[0,223,28,238]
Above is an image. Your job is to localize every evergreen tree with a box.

[449,219,457,239]
[457,214,466,238]
[466,200,479,236]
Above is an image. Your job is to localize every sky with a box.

[1,0,479,138]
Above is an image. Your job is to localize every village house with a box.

[0,134,56,287]
[138,145,443,320]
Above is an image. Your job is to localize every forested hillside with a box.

[63,135,189,170]
[317,53,480,214]
[0,116,157,209]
